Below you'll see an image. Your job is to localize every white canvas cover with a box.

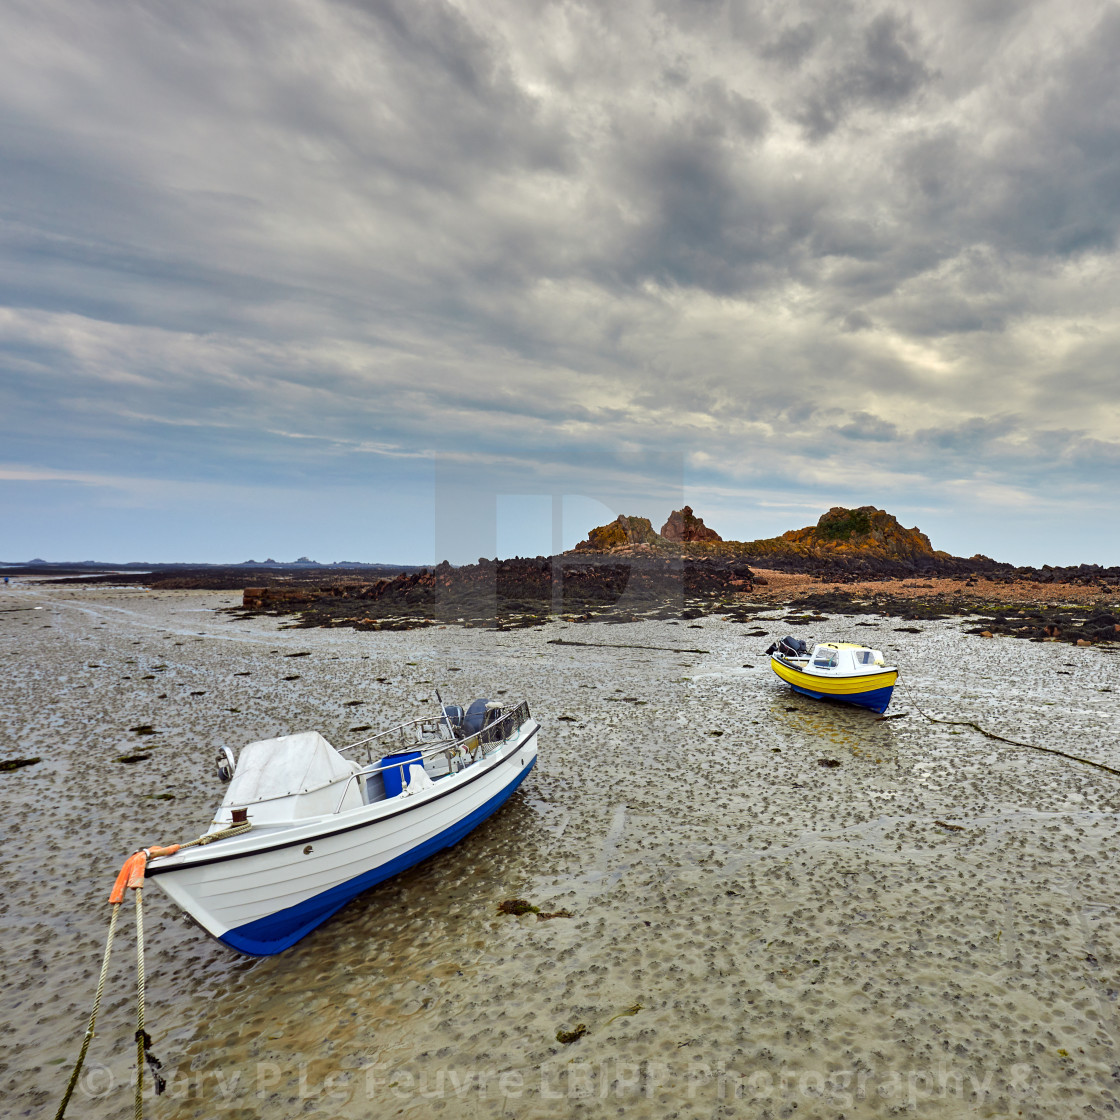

[404,765,435,794]
[223,731,360,809]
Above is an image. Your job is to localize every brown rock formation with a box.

[777,506,940,562]
[660,506,722,543]
[574,515,663,552]
[569,503,970,578]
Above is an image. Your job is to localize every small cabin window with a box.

[853,650,874,665]
[813,650,838,668]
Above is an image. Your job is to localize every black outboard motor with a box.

[774,635,809,658]
[441,704,465,738]
[463,699,491,738]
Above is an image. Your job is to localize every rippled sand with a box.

[2,582,1119,1118]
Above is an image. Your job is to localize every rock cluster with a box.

[965,609,1120,645]
[569,504,1120,585]
[779,505,938,561]
[660,506,722,543]
[575,515,662,552]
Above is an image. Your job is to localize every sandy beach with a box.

[3,579,1120,1118]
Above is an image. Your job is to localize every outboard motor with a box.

[776,635,809,659]
[463,699,491,738]
[441,704,465,739]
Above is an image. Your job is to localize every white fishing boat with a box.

[146,699,539,954]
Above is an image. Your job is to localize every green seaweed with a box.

[816,507,872,541]
[497,899,539,916]
[603,1003,643,1027]
[556,1024,588,1044]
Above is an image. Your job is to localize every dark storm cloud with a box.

[794,11,936,140]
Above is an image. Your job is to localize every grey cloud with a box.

[832,411,900,441]
[1,0,1119,565]
[698,80,770,141]
[795,11,936,140]
[914,415,1021,454]
[760,21,819,69]
[840,310,874,331]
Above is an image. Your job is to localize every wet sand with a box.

[2,581,1119,1118]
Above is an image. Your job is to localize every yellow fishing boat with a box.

[767,636,898,714]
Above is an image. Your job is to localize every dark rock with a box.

[1,757,41,772]
[660,506,722,542]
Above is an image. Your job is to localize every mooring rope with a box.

[53,902,121,1120]
[188,821,252,846]
[900,683,1120,779]
[54,821,252,1120]
[134,887,147,1120]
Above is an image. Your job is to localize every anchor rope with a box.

[53,821,252,1120]
[898,682,1120,779]
[53,902,121,1120]
[134,888,145,1120]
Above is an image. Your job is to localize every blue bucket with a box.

[380,751,422,798]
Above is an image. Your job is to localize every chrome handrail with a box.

[331,700,532,814]
[339,715,447,757]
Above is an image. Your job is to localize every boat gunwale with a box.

[769,654,898,693]
[146,722,539,876]
[771,651,897,677]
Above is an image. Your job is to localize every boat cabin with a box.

[808,642,887,674]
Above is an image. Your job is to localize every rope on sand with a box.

[902,686,1120,779]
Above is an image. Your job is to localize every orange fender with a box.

[109,852,148,904]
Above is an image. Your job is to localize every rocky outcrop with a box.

[775,506,941,562]
[574,515,663,552]
[231,553,759,630]
[660,506,722,543]
[571,504,940,568]
[568,503,1000,578]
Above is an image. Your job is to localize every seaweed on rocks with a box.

[497,899,539,916]
[231,555,762,632]
[556,1024,588,1044]
[964,608,1120,645]
[1,757,41,772]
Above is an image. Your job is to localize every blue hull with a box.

[220,756,537,955]
[790,683,895,715]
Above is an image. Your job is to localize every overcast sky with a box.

[2,0,1118,565]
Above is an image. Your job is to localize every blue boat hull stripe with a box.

[219,755,537,955]
[789,683,895,714]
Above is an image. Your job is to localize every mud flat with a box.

[2,581,1120,1118]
